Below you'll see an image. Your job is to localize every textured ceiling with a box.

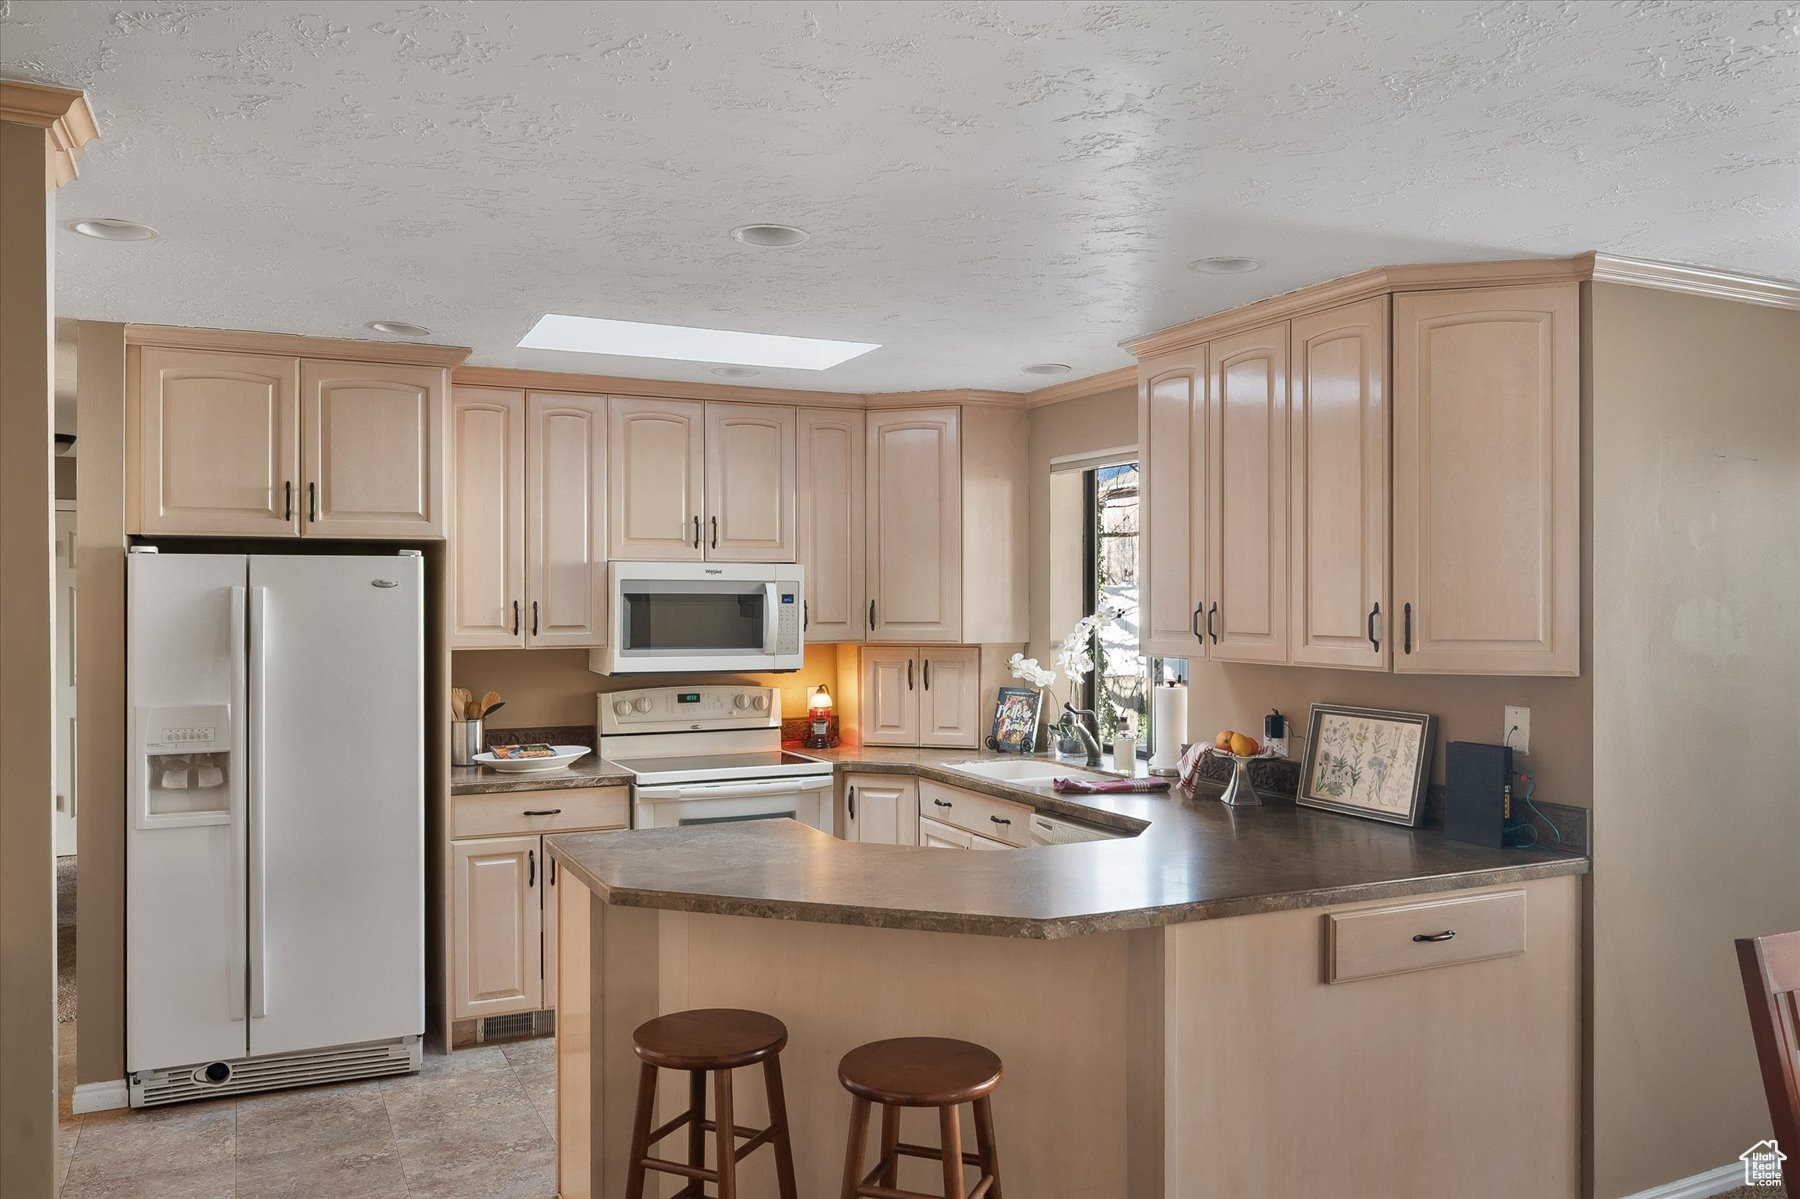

[4,1,1797,392]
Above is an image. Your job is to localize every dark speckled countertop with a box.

[450,753,633,795]
[545,744,1587,939]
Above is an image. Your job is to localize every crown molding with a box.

[453,364,866,408]
[864,388,1027,410]
[1024,365,1137,408]
[1589,253,1800,311]
[0,79,100,188]
[126,324,471,368]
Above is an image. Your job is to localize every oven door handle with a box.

[760,582,780,654]
[636,776,833,802]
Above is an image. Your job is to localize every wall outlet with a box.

[1503,706,1531,756]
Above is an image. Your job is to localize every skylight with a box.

[517,314,880,371]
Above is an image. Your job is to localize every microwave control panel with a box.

[774,588,801,654]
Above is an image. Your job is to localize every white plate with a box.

[471,746,590,774]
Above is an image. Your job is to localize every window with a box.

[1080,461,1148,750]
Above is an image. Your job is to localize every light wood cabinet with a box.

[705,402,796,561]
[1392,284,1580,675]
[451,835,542,1020]
[796,408,866,642]
[451,389,607,649]
[866,407,962,642]
[859,645,981,749]
[301,359,447,538]
[526,393,607,646]
[448,388,526,647]
[134,348,301,536]
[1289,298,1390,670]
[918,780,1031,847]
[1207,322,1289,664]
[542,851,559,1006]
[1137,350,1206,658]
[918,815,973,849]
[844,774,918,846]
[609,397,706,560]
[918,647,982,748]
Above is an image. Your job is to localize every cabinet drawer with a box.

[1327,888,1526,984]
[452,787,629,838]
[917,781,1031,847]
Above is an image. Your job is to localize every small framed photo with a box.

[1297,704,1435,827]
[988,687,1044,754]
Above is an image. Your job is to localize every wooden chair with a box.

[837,1036,1004,1199]
[1737,930,1800,1192]
[623,1008,799,1199]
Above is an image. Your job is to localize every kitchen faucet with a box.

[1063,705,1103,767]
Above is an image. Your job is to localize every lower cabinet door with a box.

[541,850,558,1007]
[918,815,973,849]
[969,832,1013,850]
[451,835,543,1020]
[846,775,918,845]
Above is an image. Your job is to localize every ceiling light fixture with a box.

[1188,256,1263,274]
[70,218,159,242]
[1022,363,1072,376]
[368,320,432,337]
[518,314,878,371]
[730,223,810,248]
[711,366,762,378]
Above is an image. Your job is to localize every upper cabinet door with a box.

[300,360,447,539]
[449,388,526,648]
[796,408,866,643]
[860,647,920,746]
[1138,351,1207,659]
[1393,284,1580,675]
[1289,298,1390,671]
[1207,323,1289,664]
[867,407,962,642]
[527,393,607,647]
[1389,280,1576,673]
[609,398,704,560]
[917,646,981,749]
[136,348,300,536]
[704,403,796,561]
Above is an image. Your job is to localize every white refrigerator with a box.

[126,551,425,1106]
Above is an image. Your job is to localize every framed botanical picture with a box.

[1296,704,1436,827]
[988,687,1044,754]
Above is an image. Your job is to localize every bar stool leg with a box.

[714,1067,737,1199]
[760,1055,800,1199]
[938,1105,965,1199]
[840,1096,872,1199]
[973,1096,1001,1199]
[686,1070,707,1176]
[624,1062,658,1199]
[877,1103,900,1188]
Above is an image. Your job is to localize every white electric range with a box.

[598,685,834,832]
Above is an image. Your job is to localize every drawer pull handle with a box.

[523,808,563,817]
[1412,930,1456,943]
[989,815,1011,826]
[932,798,952,808]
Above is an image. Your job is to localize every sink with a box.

[947,760,1117,786]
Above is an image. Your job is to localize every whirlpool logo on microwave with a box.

[704,568,723,575]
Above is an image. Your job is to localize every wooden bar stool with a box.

[623,1008,799,1199]
[837,1037,1004,1199]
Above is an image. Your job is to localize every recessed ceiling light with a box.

[1022,363,1072,376]
[518,314,878,371]
[1188,256,1263,274]
[70,218,159,242]
[368,320,432,337]
[711,366,761,378]
[730,223,810,248]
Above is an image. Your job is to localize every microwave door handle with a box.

[761,582,780,654]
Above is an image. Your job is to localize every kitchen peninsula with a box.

[546,754,1586,1199]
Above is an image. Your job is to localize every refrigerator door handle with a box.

[248,585,269,1020]
[228,585,248,1022]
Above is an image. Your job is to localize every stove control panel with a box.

[600,685,781,735]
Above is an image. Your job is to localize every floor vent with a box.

[129,1037,421,1107]
[480,1009,555,1043]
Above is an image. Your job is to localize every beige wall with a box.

[1588,284,1800,1197]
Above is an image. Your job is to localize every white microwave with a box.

[590,561,804,675]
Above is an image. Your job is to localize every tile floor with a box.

[56,1024,558,1199]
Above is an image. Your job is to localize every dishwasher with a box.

[1028,812,1118,845]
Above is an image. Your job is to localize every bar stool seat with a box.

[838,1037,1005,1199]
[624,1008,798,1199]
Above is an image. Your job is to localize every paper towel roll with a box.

[1148,681,1187,775]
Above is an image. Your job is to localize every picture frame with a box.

[1296,703,1436,827]
[987,687,1045,755]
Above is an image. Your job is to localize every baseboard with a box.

[1618,1161,1745,1199]
[71,1079,129,1114]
